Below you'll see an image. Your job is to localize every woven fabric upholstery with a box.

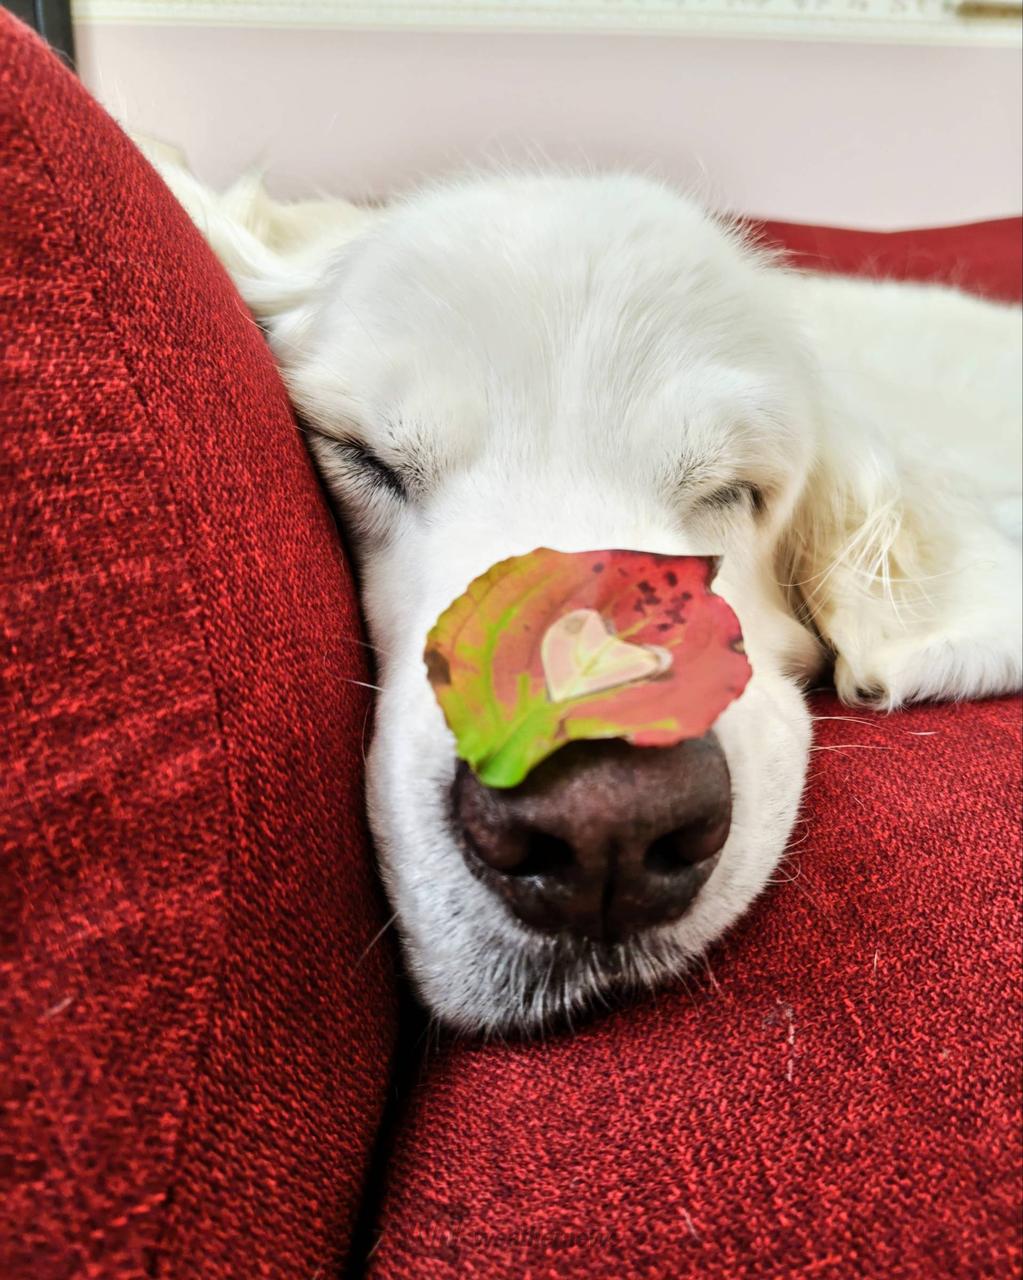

[1,15,396,1279]
[365,218,1023,1278]
[758,215,1021,303]
[1,10,1020,1279]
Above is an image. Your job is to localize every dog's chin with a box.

[425,885,738,1039]
[367,671,812,1036]
[431,922,711,1039]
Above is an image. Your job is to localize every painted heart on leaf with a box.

[424,547,751,788]
[540,608,672,702]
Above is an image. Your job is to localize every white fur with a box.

[145,142,1022,1034]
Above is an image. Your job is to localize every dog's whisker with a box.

[769,858,806,883]
[701,954,725,998]
[781,827,813,854]
[812,714,941,740]
[352,912,398,970]
[335,634,390,656]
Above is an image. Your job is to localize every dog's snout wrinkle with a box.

[455,736,731,943]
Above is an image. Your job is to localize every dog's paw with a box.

[835,632,1023,711]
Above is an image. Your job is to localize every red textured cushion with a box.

[757,216,1022,303]
[366,225,1023,1277]
[1,14,396,1279]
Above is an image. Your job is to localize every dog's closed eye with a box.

[697,481,766,517]
[330,438,410,502]
[297,419,416,545]
[297,412,413,504]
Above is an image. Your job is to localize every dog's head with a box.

[231,172,841,1031]
[248,173,832,1031]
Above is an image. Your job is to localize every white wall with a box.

[76,23,1023,228]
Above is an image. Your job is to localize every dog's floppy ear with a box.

[778,399,1020,710]
[135,134,373,363]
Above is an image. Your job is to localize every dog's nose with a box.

[454,735,731,942]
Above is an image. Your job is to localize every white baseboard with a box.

[73,0,1022,50]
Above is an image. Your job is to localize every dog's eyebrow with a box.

[670,455,705,489]
[668,456,754,505]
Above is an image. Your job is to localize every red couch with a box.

[2,14,1020,1279]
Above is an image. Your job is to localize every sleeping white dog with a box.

[146,143,1022,1034]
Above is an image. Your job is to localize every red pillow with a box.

[364,225,1023,1277]
[1,15,396,1278]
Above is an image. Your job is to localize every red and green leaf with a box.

[424,547,751,788]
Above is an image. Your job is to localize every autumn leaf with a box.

[424,548,751,788]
